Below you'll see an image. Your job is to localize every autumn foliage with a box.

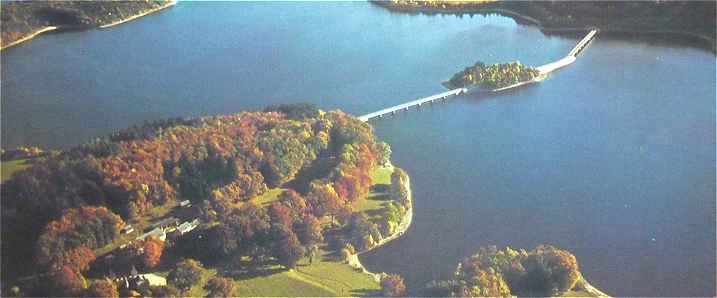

[85,278,119,298]
[450,245,581,297]
[142,236,165,269]
[381,273,407,297]
[35,206,122,271]
[2,105,391,294]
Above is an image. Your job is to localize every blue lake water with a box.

[1,2,714,296]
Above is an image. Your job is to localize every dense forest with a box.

[375,0,716,49]
[445,61,540,90]
[1,104,408,296]
[1,0,173,49]
[425,245,594,297]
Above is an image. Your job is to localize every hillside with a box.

[1,0,175,50]
[374,1,716,51]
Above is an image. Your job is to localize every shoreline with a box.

[574,275,611,298]
[0,0,176,51]
[99,0,177,29]
[0,26,58,51]
[372,2,715,51]
[346,162,414,283]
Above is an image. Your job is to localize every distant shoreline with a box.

[0,0,176,51]
[371,1,715,52]
[99,0,177,29]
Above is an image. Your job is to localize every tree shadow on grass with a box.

[226,265,287,280]
[367,193,391,201]
[370,184,390,193]
[364,208,386,218]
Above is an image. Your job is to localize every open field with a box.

[1,158,30,182]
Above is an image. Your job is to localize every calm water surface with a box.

[1,2,714,296]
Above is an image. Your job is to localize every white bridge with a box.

[358,29,598,122]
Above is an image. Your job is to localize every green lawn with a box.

[354,165,394,220]
[233,249,380,297]
[150,249,379,297]
[253,188,286,206]
[1,158,30,182]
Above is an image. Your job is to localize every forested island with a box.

[373,0,716,51]
[1,104,413,297]
[1,0,175,50]
[444,61,541,90]
[425,245,609,297]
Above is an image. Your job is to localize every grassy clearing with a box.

[253,188,285,206]
[355,165,394,220]
[1,158,30,182]
[370,165,392,186]
[232,249,380,297]
[149,249,379,297]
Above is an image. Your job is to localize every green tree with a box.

[376,142,392,166]
[204,277,234,297]
[168,259,204,292]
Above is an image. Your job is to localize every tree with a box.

[35,206,123,270]
[269,203,294,228]
[61,246,96,274]
[390,168,410,206]
[451,245,581,297]
[298,215,323,247]
[470,268,512,297]
[307,182,343,222]
[85,278,119,298]
[518,246,580,296]
[381,273,407,297]
[51,265,86,296]
[273,226,305,269]
[280,190,311,217]
[168,259,204,292]
[149,285,180,298]
[204,277,234,297]
[142,236,165,269]
[375,142,391,166]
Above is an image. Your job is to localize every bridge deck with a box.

[358,29,598,122]
[358,88,467,121]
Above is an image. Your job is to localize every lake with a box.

[1,2,714,296]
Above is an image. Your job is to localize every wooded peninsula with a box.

[1,0,176,50]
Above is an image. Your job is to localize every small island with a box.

[425,245,610,297]
[444,61,541,90]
